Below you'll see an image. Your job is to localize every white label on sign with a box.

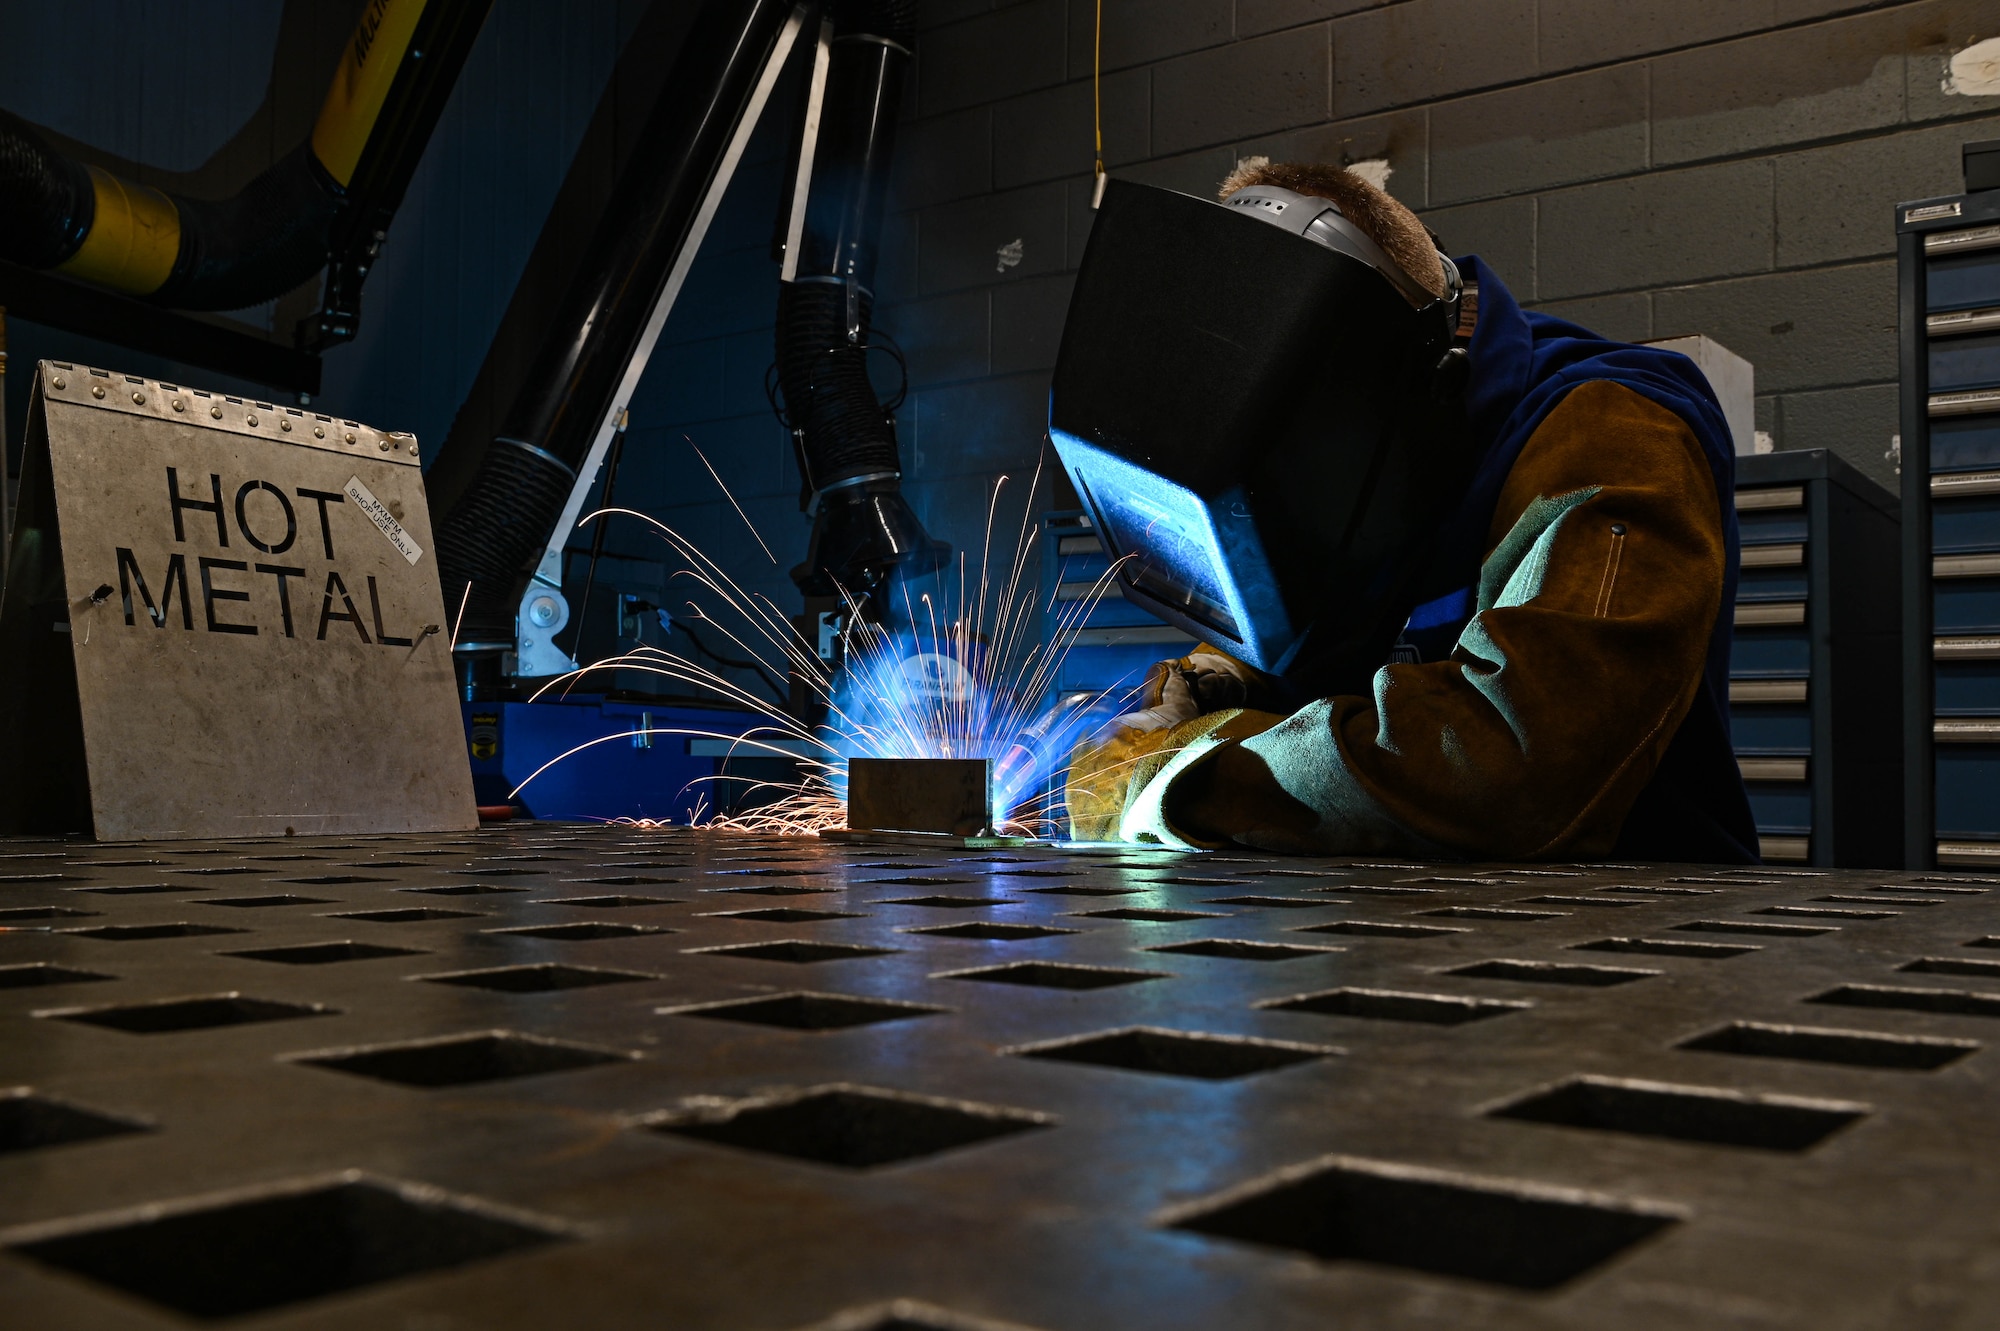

[344,475,423,564]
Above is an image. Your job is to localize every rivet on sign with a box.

[314,426,325,438]
[280,419,292,431]
[247,415,259,427]
[344,432,357,444]
[408,442,419,455]
[211,406,223,419]
[172,400,186,412]
[1611,523,1628,535]
[51,377,65,389]
[379,439,391,451]
[132,391,146,405]
[91,385,105,399]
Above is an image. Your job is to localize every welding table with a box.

[1,828,1997,1328]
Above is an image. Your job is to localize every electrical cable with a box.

[676,620,791,704]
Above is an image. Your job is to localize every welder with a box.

[1053,159,1754,863]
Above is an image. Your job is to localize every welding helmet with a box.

[1048,178,1472,686]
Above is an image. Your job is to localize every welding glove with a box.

[1064,706,1282,844]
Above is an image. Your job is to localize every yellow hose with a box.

[55,165,180,295]
[311,0,429,188]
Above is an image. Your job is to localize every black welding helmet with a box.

[1049,178,1472,684]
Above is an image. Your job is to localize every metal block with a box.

[845,756,990,835]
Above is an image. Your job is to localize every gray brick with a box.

[1529,292,1654,343]
[722,329,778,421]
[992,272,1077,375]
[1777,383,1901,490]
[1907,0,2000,122]
[1776,116,2000,268]
[1420,195,1535,298]
[918,0,995,32]
[1756,394,1777,436]
[918,181,1068,294]
[672,243,781,337]
[911,373,1050,479]
[1239,0,1391,39]
[1537,159,1773,301]
[1240,107,1428,208]
[905,471,1024,575]
[1118,145,1243,199]
[878,208,920,305]
[891,107,993,212]
[1653,261,1896,395]
[641,336,727,427]
[919,0,1066,117]
[1333,0,1536,119]
[1537,0,1874,74]
[1652,9,1908,167]
[1153,25,1331,155]
[883,289,991,387]
[1430,65,1645,207]
[993,69,1150,190]
[1066,0,1233,74]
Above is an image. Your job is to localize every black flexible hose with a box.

[775,280,901,491]
[0,109,92,268]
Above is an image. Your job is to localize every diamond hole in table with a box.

[489,923,676,941]
[328,908,482,923]
[225,942,426,966]
[938,962,1164,990]
[691,940,899,964]
[66,922,243,939]
[1670,919,1832,937]
[904,922,1080,941]
[1755,905,1900,921]
[1166,1154,1679,1290]
[1819,893,1947,906]
[1808,984,2000,1017]
[1259,987,1529,1025]
[1967,936,2000,949]
[3,1174,566,1319]
[170,867,262,876]
[1011,1027,1333,1080]
[281,876,392,886]
[1885,881,1990,894]
[1334,886,1447,897]
[1297,920,1470,939]
[650,1084,1050,1168]
[1519,895,1644,908]
[1448,960,1659,987]
[866,877,969,887]
[1148,939,1342,962]
[991,869,1081,878]
[1024,885,1140,898]
[1599,885,1717,896]
[72,883,183,896]
[708,907,865,923]
[709,884,837,896]
[572,876,683,886]
[0,963,116,988]
[1901,956,2000,979]
[82,859,165,868]
[417,964,658,993]
[545,895,681,909]
[0,872,73,884]
[448,868,547,878]
[876,896,1014,910]
[1144,876,1248,887]
[0,1089,149,1155]
[1073,907,1226,923]
[205,895,336,909]
[0,906,98,922]
[1202,896,1328,909]
[662,992,946,1031]
[1420,907,1567,921]
[1489,1075,1866,1151]
[1679,1021,1978,1070]
[292,1031,634,1087]
[42,993,334,1034]
[399,884,530,897]
[1573,937,1758,959]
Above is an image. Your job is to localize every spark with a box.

[517,457,1142,838]
[687,435,778,565]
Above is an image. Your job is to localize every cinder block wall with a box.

[868,0,2000,563]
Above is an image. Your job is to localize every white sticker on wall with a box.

[344,475,424,564]
[1947,36,2000,96]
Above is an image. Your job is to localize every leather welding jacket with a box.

[1099,257,1759,864]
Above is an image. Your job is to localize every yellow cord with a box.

[1091,0,1105,207]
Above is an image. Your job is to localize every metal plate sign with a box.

[0,361,476,840]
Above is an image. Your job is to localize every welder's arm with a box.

[1127,380,1726,859]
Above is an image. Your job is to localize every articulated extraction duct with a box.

[0,0,484,323]
[775,0,946,606]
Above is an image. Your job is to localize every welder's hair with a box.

[1219,157,1447,301]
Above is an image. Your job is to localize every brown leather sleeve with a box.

[1167,379,1726,859]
